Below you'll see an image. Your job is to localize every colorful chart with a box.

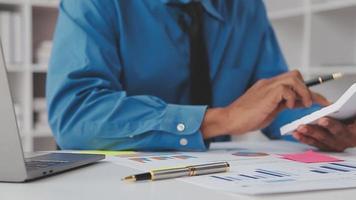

[210,162,356,183]
[128,154,197,163]
[129,157,152,163]
[231,151,269,157]
[79,150,135,156]
[116,152,177,158]
[211,168,294,182]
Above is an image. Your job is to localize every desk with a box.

[1,141,356,200]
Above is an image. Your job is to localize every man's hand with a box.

[201,70,329,139]
[292,117,356,152]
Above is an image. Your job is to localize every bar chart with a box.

[310,162,356,174]
[211,168,296,183]
[183,160,356,194]
[211,162,356,183]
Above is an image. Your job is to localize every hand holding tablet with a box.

[281,83,356,135]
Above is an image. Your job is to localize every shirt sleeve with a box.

[250,1,323,141]
[46,0,208,151]
[250,2,289,83]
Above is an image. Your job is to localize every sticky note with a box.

[280,150,342,163]
[79,150,135,156]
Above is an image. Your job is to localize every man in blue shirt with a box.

[47,0,356,151]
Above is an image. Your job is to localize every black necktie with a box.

[178,2,212,106]
[175,3,230,142]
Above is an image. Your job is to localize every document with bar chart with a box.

[107,150,256,171]
[112,141,356,195]
[183,158,356,195]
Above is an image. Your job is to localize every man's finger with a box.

[281,87,297,109]
[288,78,312,107]
[297,125,333,145]
[296,125,344,152]
[271,71,312,107]
[311,92,331,106]
[294,131,330,151]
[343,117,356,125]
[317,117,348,136]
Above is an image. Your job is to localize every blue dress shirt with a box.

[47,0,319,151]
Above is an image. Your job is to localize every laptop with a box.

[0,42,105,182]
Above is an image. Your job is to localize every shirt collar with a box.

[161,0,224,22]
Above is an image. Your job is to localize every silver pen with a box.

[122,161,230,181]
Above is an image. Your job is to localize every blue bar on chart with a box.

[320,166,349,172]
[210,173,260,182]
[255,169,290,178]
[210,168,294,182]
[310,169,328,174]
[239,174,259,180]
[310,162,356,174]
[226,176,242,181]
[330,163,356,170]
[210,175,234,182]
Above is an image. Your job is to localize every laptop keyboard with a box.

[25,160,68,170]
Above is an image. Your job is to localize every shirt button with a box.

[177,123,185,132]
[180,138,188,146]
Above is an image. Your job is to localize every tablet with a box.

[280,83,356,135]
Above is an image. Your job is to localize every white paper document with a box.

[281,83,356,135]
[183,159,356,195]
[106,148,271,171]
[107,141,311,172]
[110,141,356,195]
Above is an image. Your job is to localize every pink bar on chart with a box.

[280,150,342,163]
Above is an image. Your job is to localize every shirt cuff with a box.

[158,104,208,151]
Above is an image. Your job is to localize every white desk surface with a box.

[1,141,356,200]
